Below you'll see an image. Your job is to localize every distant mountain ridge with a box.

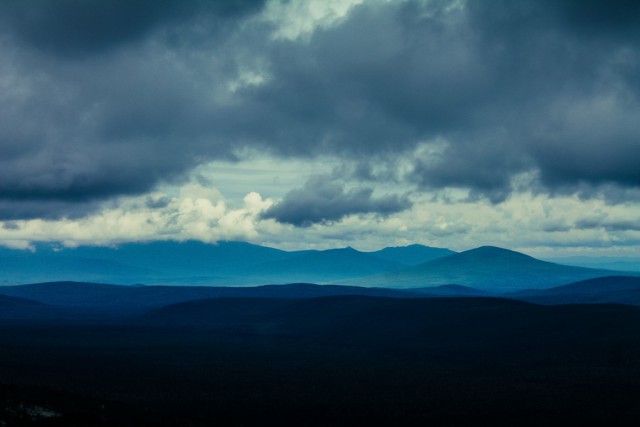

[1,242,637,291]
[250,247,406,281]
[366,244,455,266]
[543,256,640,272]
[343,246,639,291]
[4,275,640,325]
[0,241,453,286]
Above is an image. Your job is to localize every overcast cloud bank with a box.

[0,0,638,255]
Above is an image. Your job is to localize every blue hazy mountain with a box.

[542,256,640,272]
[49,240,293,276]
[511,276,640,305]
[0,241,444,286]
[368,244,455,266]
[0,241,295,285]
[2,242,637,290]
[343,246,638,291]
[0,252,156,285]
[250,247,405,281]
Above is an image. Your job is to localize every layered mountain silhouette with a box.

[0,241,454,285]
[366,244,455,266]
[343,246,638,291]
[1,242,638,291]
[0,293,71,320]
[4,275,640,318]
[0,281,424,315]
[250,247,405,281]
[543,256,640,272]
[0,294,41,308]
[512,276,640,305]
[2,243,640,426]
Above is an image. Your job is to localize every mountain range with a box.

[511,276,640,305]
[2,275,640,321]
[342,246,637,291]
[1,242,639,426]
[542,256,640,272]
[0,241,453,286]
[0,241,638,292]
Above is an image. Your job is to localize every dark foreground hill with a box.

[2,296,640,425]
[512,276,640,305]
[0,294,41,308]
[0,281,419,314]
[0,295,75,321]
[345,246,636,291]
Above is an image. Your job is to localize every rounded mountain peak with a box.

[451,246,536,262]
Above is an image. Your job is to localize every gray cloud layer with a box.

[1,0,639,219]
[262,176,412,227]
[0,0,263,57]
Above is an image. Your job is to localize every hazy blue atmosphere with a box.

[0,0,638,260]
[2,3,640,424]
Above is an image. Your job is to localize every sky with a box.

[0,0,639,257]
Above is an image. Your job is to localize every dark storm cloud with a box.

[145,195,171,209]
[548,0,640,36]
[231,0,640,198]
[0,0,264,218]
[1,0,639,220]
[575,218,640,232]
[1,221,20,231]
[0,199,101,220]
[235,1,490,157]
[462,0,640,192]
[410,132,529,203]
[542,223,572,233]
[0,0,264,57]
[261,176,412,227]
